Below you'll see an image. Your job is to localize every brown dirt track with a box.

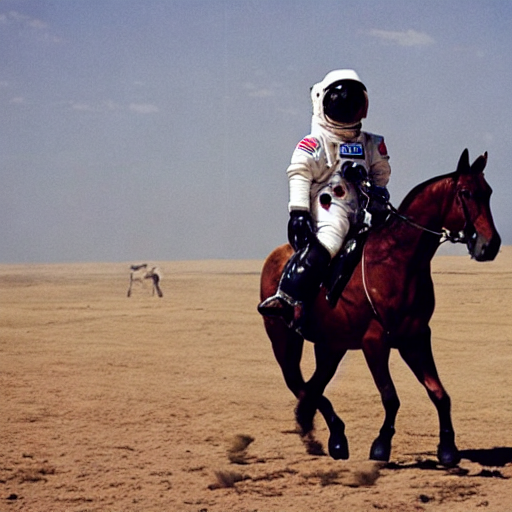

[1,248,512,512]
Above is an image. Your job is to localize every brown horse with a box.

[259,149,501,467]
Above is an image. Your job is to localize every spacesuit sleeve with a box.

[285,136,322,212]
[368,134,391,188]
[287,168,312,211]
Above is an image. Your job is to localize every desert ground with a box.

[1,247,511,512]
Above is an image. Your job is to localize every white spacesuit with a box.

[288,69,391,257]
[258,69,391,329]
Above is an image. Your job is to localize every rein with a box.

[386,203,467,244]
[360,246,382,325]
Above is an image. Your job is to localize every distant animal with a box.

[259,149,501,466]
[127,264,163,298]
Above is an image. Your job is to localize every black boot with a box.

[325,232,368,307]
[258,243,331,329]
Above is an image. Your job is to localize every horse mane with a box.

[398,171,456,213]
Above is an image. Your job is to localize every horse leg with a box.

[267,320,305,397]
[363,335,400,462]
[296,344,349,460]
[398,329,460,467]
[267,320,321,451]
[318,393,349,460]
[152,275,163,297]
[269,322,324,455]
[267,319,347,458]
[127,276,133,297]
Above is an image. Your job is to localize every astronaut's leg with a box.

[314,180,361,305]
[257,241,331,328]
[257,181,355,329]
[314,188,353,259]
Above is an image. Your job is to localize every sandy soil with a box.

[1,248,512,512]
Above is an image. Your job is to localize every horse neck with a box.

[390,176,456,263]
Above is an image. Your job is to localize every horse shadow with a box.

[459,447,512,467]
[386,447,512,477]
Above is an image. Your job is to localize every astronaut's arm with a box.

[369,159,391,188]
[287,166,312,212]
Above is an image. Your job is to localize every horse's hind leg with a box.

[267,320,347,458]
[296,344,349,459]
[267,320,305,397]
[398,328,460,467]
[267,321,323,454]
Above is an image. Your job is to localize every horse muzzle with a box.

[469,232,501,261]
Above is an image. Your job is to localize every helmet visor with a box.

[322,80,367,124]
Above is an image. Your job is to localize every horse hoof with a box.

[437,443,461,467]
[438,430,460,467]
[369,436,392,462]
[328,433,349,460]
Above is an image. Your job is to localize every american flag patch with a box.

[296,137,320,156]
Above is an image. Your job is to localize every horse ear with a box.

[470,151,488,175]
[455,148,470,175]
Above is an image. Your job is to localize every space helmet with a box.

[311,69,368,126]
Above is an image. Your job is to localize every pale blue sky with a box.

[1,0,511,263]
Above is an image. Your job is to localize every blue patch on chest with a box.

[340,143,365,159]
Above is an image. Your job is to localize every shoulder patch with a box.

[296,137,320,156]
[378,138,388,156]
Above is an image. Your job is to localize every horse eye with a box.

[460,190,473,199]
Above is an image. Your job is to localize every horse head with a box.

[448,149,501,261]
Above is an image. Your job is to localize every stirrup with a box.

[257,292,302,329]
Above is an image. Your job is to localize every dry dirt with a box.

[1,248,512,512]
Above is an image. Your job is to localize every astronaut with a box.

[258,69,391,328]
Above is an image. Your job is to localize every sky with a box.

[1,0,511,264]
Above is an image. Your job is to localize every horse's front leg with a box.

[398,328,460,467]
[363,329,400,462]
[318,393,349,460]
[296,345,348,459]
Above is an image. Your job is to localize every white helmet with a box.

[311,69,368,126]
